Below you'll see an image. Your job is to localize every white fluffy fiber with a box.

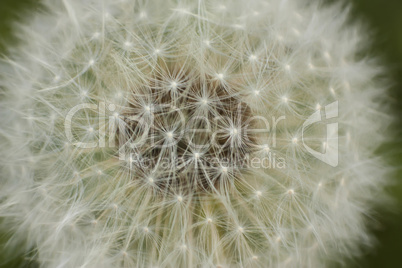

[0,0,391,267]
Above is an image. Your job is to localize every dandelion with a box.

[0,0,391,267]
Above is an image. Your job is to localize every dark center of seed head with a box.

[117,72,257,193]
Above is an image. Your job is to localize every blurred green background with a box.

[0,0,401,267]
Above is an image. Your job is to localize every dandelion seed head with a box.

[0,0,391,267]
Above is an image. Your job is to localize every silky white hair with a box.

[0,0,391,267]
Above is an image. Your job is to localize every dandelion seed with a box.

[221,166,228,174]
[139,11,147,19]
[201,98,209,105]
[263,144,270,152]
[92,32,100,39]
[288,189,295,195]
[233,24,244,29]
[144,105,151,112]
[169,81,178,91]
[249,54,257,61]
[166,131,174,140]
